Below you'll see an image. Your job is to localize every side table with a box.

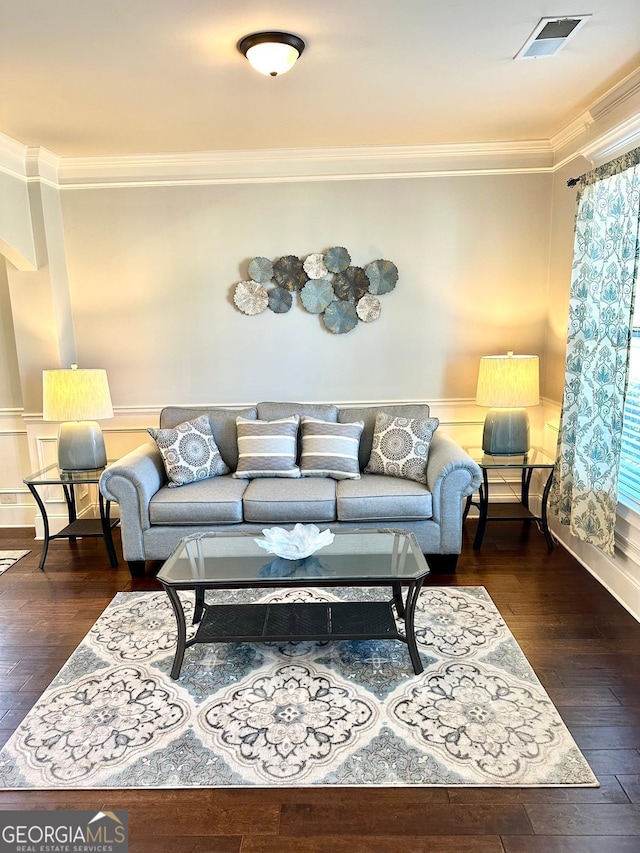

[23,463,119,570]
[463,447,556,551]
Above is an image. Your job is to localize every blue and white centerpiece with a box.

[254,523,334,560]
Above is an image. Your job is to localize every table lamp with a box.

[42,364,114,470]
[475,352,540,455]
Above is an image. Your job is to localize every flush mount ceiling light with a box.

[237,31,305,76]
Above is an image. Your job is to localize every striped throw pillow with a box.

[232,415,301,478]
[300,416,364,480]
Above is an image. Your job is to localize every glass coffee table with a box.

[157,529,430,680]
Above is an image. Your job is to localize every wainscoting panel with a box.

[6,400,553,535]
[0,409,32,528]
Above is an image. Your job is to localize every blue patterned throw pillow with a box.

[365,413,439,484]
[148,415,230,487]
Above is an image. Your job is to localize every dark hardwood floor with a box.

[1,519,640,852]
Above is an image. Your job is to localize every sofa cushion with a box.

[159,406,257,470]
[257,402,338,422]
[365,413,440,484]
[337,404,431,469]
[336,474,432,522]
[243,477,336,523]
[300,416,364,480]
[233,415,301,479]
[148,415,230,487]
[149,475,247,524]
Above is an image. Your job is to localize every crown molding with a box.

[551,66,640,169]
[0,132,29,179]
[25,146,60,187]
[1,63,638,189]
[53,140,554,188]
[589,66,640,122]
[0,135,61,187]
[550,113,594,154]
[578,112,640,166]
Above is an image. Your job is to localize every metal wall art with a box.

[232,247,398,334]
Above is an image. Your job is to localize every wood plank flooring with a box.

[1,520,639,852]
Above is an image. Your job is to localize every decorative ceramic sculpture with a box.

[356,294,382,322]
[365,259,398,294]
[303,253,329,279]
[333,266,369,302]
[268,287,293,313]
[254,523,335,560]
[301,279,335,313]
[323,299,358,334]
[248,256,274,284]
[233,247,397,333]
[273,255,308,291]
[233,280,269,315]
[324,246,351,273]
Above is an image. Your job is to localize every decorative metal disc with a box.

[333,266,369,302]
[365,259,398,295]
[273,255,308,291]
[301,278,335,314]
[233,281,269,315]
[303,252,329,280]
[356,294,382,322]
[248,256,274,284]
[324,246,351,274]
[322,299,358,334]
[268,286,293,313]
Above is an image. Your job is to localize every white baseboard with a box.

[550,519,640,623]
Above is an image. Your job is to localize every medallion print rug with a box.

[0,550,29,576]
[0,586,598,789]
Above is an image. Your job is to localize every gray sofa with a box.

[99,402,482,577]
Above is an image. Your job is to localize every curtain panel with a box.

[550,147,640,555]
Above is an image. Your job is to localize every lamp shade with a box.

[42,365,113,470]
[43,366,113,422]
[475,353,540,408]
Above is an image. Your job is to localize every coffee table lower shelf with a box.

[166,597,424,679]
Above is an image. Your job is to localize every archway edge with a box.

[0,238,37,271]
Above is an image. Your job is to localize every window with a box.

[619,326,640,506]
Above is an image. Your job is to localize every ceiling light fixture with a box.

[237,31,305,77]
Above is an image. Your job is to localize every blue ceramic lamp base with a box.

[57,421,107,471]
[482,408,530,456]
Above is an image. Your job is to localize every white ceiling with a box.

[2,0,639,158]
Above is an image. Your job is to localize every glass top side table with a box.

[463,447,556,551]
[23,462,119,570]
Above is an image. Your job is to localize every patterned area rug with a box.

[0,550,29,576]
[0,586,598,789]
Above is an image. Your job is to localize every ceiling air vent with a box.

[514,15,592,59]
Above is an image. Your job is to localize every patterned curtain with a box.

[550,147,640,555]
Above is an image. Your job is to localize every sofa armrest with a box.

[426,431,482,554]
[99,443,166,562]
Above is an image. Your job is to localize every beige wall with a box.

[59,172,552,409]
